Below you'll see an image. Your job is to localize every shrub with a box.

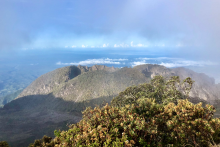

[110,75,194,108]
[32,98,220,147]
[28,135,54,147]
[0,141,9,147]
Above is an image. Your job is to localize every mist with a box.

[0,0,220,82]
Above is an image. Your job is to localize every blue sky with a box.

[1,0,220,82]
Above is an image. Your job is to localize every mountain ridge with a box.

[1,64,220,146]
[16,64,219,105]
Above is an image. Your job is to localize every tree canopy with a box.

[111,75,195,108]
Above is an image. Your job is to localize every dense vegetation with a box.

[2,75,220,146]
[0,141,10,147]
[111,75,194,107]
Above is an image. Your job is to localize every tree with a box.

[110,75,194,108]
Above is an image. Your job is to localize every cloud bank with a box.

[56,57,218,69]
[1,0,220,62]
[56,58,128,66]
[131,58,218,68]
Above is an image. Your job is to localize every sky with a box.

[1,0,220,82]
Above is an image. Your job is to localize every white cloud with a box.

[103,43,109,47]
[56,61,63,65]
[113,42,149,48]
[137,44,143,47]
[132,57,218,68]
[57,56,218,72]
[160,60,218,68]
[131,61,149,67]
[130,41,146,47]
[111,58,128,61]
[82,45,85,48]
[123,44,129,47]
[159,62,182,68]
[136,57,179,60]
[114,44,120,47]
[114,43,129,48]
[65,46,68,48]
[56,58,128,66]
[71,45,76,48]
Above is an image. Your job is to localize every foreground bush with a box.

[28,135,54,147]
[0,141,9,147]
[28,76,220,146]
[111,75,195,108]
[30,98,220,147]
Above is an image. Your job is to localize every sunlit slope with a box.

[16,65,82,98]
[15,65,151,112]
[16,64,220,110]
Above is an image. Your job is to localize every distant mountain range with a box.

[1,64,220,147]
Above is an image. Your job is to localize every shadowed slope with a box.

[0,93,116,147]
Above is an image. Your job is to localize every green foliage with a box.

[28,135,54,147]
[29,98,220,147]
[54,130,61,137]
[111,75,194,108]
[133,98,220,146]
[0,141,10,147]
